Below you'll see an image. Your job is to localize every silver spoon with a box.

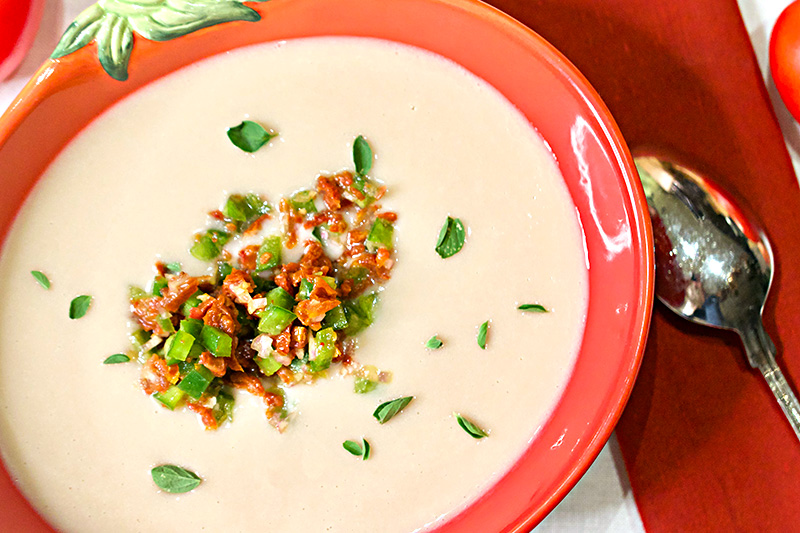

[635,155,800,440]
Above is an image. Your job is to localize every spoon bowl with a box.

[636,155,800,439]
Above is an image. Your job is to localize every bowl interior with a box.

[0,0,653,531]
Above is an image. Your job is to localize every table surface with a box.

[1,1,795,531]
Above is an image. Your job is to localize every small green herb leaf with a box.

[477,320,489,350]
[151,464,202,494]
[435,217,466,258]
[103,353,130,364]
[373,396,414,424]
[362,438,371,460]
[455,413,489,439]
[31,271,50,289]
[425,336,443,350]
[227,121,276,153]
[518,304,548,313]
[353,135,373,176]
[343,440,363,457]
[69,295,92,319]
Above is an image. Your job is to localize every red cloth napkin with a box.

[485,0,800,530]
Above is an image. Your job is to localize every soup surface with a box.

[0,38,587,532]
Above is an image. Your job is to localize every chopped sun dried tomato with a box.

[274,327,292,355]
[200,351,227,377]
[228,372,266,398]
[186,401,218,430]
[197,294,239,336]
[238,244,260,270]
[141,354,180,395]
[295,298,340,330]
[244,213,271,236]
[291,326,308,350]
[161,273,199,313]
[131,297,173,337]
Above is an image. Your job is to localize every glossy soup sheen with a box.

[0,38,587,533]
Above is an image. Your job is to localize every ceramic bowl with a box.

[0,0,654,531]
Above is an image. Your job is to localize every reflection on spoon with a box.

[635,155,800,441]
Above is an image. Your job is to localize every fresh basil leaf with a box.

[353,135,373,176]
[477,320,489,350]
[425,336,443,350]
[69,295,92,319]
[435,217,466,258]
[362,438,371,460]
[151,464,202,493]
[31,271,50,289]
[227,120,276,153]
[343,440,363,457]
[103,353,130,364]
[454,413,489,439]
[518,304,548,313]
[373,396,413,424]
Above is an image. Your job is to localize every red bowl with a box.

[0,0,653,531]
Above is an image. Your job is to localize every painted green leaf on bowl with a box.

[52,0,267,81]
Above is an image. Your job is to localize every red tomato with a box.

[770,1,800,122]
[0,0,43,81]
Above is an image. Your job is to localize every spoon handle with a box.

[741,321,800,441]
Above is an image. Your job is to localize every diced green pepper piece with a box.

[366,218,394,250]
[297,276,336,300]
[156,316,175,335]
[266,287,296,310]
[308,327,337,372]
[200,325,232,358]
[354,377,378,394]
[257,305,296,336]
[180,318,204,338]
[346,266,369,282]
[296,278,314,300]
[152,276,168,296]
[213,389,235,425]
[351,174,377,208]
[217,261,233,282]
[256,354,282,376]
[166,330,195,362]
[177,365,215,399]
[180,290,204,316]
[223,194,252,222]
[130,328,150,349]
[322,305,348,330]
[190,229,230,261]
[343,292,379,336]
[255,236,281,272]
[129,285,147,301]
[290,189,317,213]
[154,385,186,410]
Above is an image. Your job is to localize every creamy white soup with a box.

[0,38,587,532]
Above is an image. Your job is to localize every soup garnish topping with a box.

[122,136,397,431]
[30,270,50,289]
[425,335,443,350]
[372,396,414,424]
[454,413,489,439]
[343,438,371,460]
[435,216,466,258]
[69,295,92,319]
[151,464,202,494]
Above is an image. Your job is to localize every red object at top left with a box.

[0,0,45,81]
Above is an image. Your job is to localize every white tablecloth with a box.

[0,1,794,531]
